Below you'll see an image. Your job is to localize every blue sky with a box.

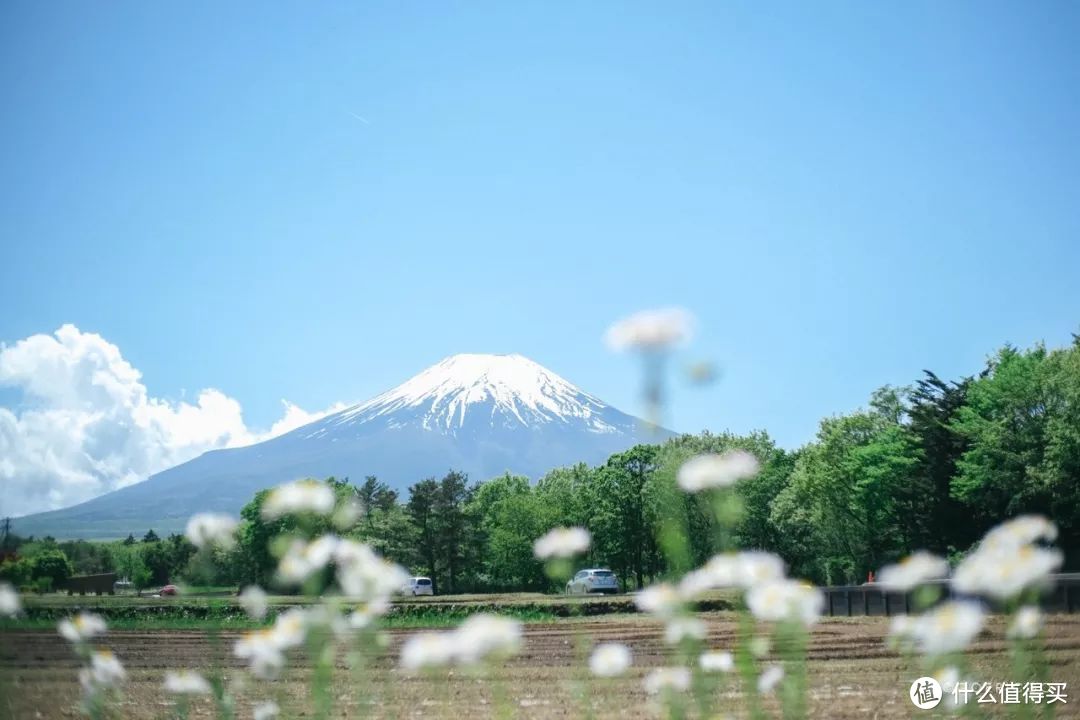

[2,1,1078,453]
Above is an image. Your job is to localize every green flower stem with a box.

[776,620,808,720]
[308,631,335,720]
[735,612,766,720]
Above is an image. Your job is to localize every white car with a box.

[566,568,619,595]
[402,576,434,596]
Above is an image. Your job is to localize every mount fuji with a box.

[15,354,673,538]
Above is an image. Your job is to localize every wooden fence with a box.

[822,574,1080,617]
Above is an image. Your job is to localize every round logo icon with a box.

[910,676,943,710]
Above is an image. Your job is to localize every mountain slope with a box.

[15,354,672,538]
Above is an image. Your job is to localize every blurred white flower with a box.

[270,607,309,650]
[59,613,108,643]
[399,614,523,670]
[643,667,691,695]
[400,632,456,671]
[253,701,280,720]
[163,670,212,695]
[748,636,770,658]
[907,601,985,656]
[664,617,707,645]
[334,540,409,600]
[234,629,286,680]
[679,552,786,598]
[184,513,238,549]
[239,586,269,620]
[277,535,340,585]
[78,649,126,693]
[634,583,682,619]
[746,580,824,626]
[877,552,949,591]
[262,479,336,519]
[533,527,591,559]
[699,651,734,673]
[332,499,364,530]
[589,643,632,677]
[453,614,523,664]
[605,308,694,352]
[757,665,784,694]
[981,515,1058,551]
[677,451,760,492]
[0,583,20,616]
[1007,606,1043,639]
[736,552,787,589]
[952,543,1062,600]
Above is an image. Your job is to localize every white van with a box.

[402,576,434,596]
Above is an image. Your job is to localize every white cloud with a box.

[0,325,347,518]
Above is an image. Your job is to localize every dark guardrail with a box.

[822,573,1080,616]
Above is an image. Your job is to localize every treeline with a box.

[0,530,198,593]
[5,336,1078,594]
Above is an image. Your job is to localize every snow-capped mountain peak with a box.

[310,353,631,435]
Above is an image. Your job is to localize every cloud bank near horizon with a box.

[0,325,347,518]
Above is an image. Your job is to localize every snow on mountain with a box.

[308,353,627,436]
[14,354,671,538]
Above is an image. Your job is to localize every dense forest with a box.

[3,336,1078,594]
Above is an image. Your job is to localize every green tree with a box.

[406,478,441,589]
[952,341,1080,563]
[31,549,73,591]
[772,388,922,584]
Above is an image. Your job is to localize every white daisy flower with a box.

[909,601,985,656]
[677,451,760,492]
[58,613,108,643]
[78,649,126,692]
[746,580,824,626]
[699,651,734,673]
[735,551,787,588]
[1007,606,1043,639]
[269,607,309,650]
[605,308,694,351]
[757,664,784,693]
[533,527,591,559]
[400,632,456,671]
[643,667,692,695]
[664,617,707,645]
[234,629,286,680]
[453,614,523,664]
[334,540,409,600]
[184,513,238,549]
[981,515,1057,550]
[877,552,949,591]
[239,586,268,620]
[163,670,212,695]
[332,499,364,530]
[634,583,682,619]
[0,583,20,617]
[276,535,340,585]
[589,643,632,677]
[262,479,336,519]
[952,544,1062,600]
[253,701,280,720]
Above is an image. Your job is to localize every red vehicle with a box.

[160,584,179,596]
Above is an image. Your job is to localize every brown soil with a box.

[2,614,1079,719]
